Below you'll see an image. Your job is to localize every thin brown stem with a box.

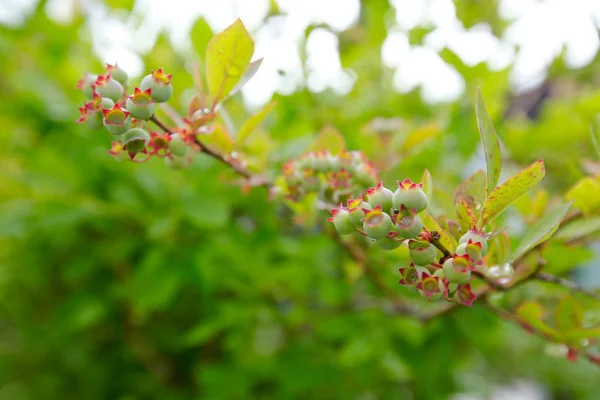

[429,231,452,261]
[149,114,172,134]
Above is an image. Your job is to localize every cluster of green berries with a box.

[328,177,490,306]
[283,150,378,202]
[76,64,191,165]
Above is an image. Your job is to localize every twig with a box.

[535,272,600,301]
[485,302,600,368]
[429,231,452,261]
[149,115,172,134]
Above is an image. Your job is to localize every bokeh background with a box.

[1,0,600,399]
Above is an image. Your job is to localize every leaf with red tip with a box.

[480,160,546,227]
[475,88,502,195]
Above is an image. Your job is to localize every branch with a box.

[429,231,452,261]
[535,272,600,301]
[485,302,600,368]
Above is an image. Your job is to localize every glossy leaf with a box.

[229,58,263,98]
[236,100,277,146]
[475,88,502,195]
[554,216,600,241]
[205,19,254,106]
[191,17,214,59]
[455,199,476,232]
[566,177,600,215]
[516,301,560,339]
[511,202,571,260]
[481,160,546,227]
[454,169,486,213]
[422,214,455,249]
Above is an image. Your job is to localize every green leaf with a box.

[591,124,600,159]
[511,202,571,260]
[454,169,486,213]
[197,123,235,154]
[480,160,546,227]
[566,177,600,215]
[565,327,600,341]
[556,295,583,334]
[310,125,346,154]
[191,17,214,59]
[455,198,476,232]
[554,216,600,241]
[229,58,263,98]
[516,301,560,339]
[422,169,433,202]
[236,100,277,146]
[475,88,502,195]
[205,19,254,105]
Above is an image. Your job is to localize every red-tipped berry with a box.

[126,87,155,120]
[393,178,427,213]
[328,207,355,235]
[102,103,132,135]
[140,68,173,103]
[105,63,128,85]
[347,194,372,227]
[458,228,488,256]
[416,272,443,300]
[455,283,477,307]
[394,206,423,239]
[408,239,437,265]
[455,239,483,262]
[93,74,124,102]
[366,182,394,212]
[398,263,420,292]
[168,133,189,157]
[77,73,98,99]
[377,234,402,250]
[362,204,393,239]
[148,132,170,154]
[442,254,472,284]
[76,93,114,129]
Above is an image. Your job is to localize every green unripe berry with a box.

[77,73,97,99]
[106,63,128,85]
[347,195,372,227]
[395,209,423,239]
[442,256,471,284]
[122,127,150,155]
[393,178,427,213]
[329,208,355,235]
[94,75,124,102]
[168,133,188,156]
[165,155,187,169]
[140,68,173,103]
[408,240,438,265]
[362,205,393,239]
[366,182,394,213]
[459,229,488,256]
[416,271,443,300]
[377,236,402,250]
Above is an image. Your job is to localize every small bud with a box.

[362,204,393,239]
[125,87,155,120]
[458,228,488,256]
[329,168,352,190]
[393,178,428,213]
[108,140,129,161]
[76,93,114,129]
[102,103,132,135]
[122,127,150,158]
[366,182,394,213]
[394,206,423,239]
[347,194,372,227]
[328,206,356,235]
[105,63,128,85]
[93,74,124,102]
[140,68,173,103]
[442,254,472,284]
[148,132,171,154]
[398,263,420,292]
[408,239,438,265]
[455,283,477,307]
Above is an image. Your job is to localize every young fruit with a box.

[165,155,188,169]
[458,228,488,256]
[398,263,420,292]
[393,178,427,213]
[416,272,443,300]
[125,87,155,120]
[362,204,393,239]
[102,103,132,135]
[168,133,189,157]
[455,239,484,262]
[366,182,394,212]
[77,73,98,99]
[76,93,114,129]
[328,207,355,235]
[105,63,128,85]
[455,283,477,307]
[394,206,423,239]
[377,235,402,250]
[92,74,124,102]
[408,239,437,265]
[442,254,472,284]
[347,194,372,227]
[122,127,150,158]
[140,68,173,103]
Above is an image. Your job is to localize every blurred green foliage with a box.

[1,1,599,399]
